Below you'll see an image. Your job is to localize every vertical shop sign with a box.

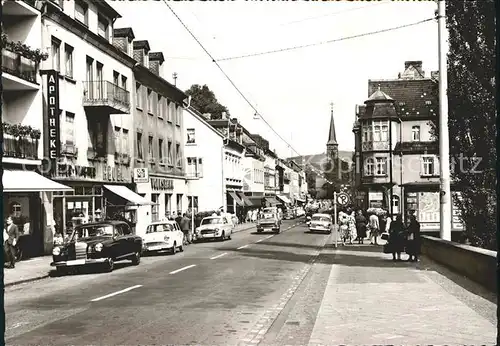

[47,70,61,160]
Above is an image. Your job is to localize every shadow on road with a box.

[254,240,329,250]
[48,262,134,277]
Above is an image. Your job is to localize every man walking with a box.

[368,211,380,245]
[180,213,192,245]
[4,216,19,269]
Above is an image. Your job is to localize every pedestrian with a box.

[338,209,350,245]
[4,216,19,269]
[355,209,367,244]
[180,213,191,245]
[406,215,421,262]
[368,210,380,245]
[348,209,357,244]
[386,214,405,261]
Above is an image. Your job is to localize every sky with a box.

[110,0,439,158]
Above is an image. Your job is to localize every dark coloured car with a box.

[51,221,142,273]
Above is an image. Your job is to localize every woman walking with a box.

[338,209,350,245]
[348,209,357,245]
[406,215,421,262]
[355,209,367,244]
[388,214,405,261]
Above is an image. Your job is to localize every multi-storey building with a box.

[39,1,156,245]
[353,61,463,233]
[182,107,225,213]
[1,0,75,257]
[241,129,266,206]
[127,38,190,232]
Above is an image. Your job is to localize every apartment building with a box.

[182,107,225,213]
[353,61,463,232]
[128,38,190,232]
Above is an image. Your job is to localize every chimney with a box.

[113,28,135,56]
[404,60,424,78]
[148,52,164,77]
[431,70,439,80]
[133,40,151,67]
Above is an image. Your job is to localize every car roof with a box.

[77,220,127,227]
[312,213,331,218]
[149,220,177,225]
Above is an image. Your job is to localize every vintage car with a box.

[262,207,282,220]
[195,216,233,241]
[142,220,184,254]
[283,208,296,220]
[308,213,333,234]
[257,212,281,233]
[51,221,143,273]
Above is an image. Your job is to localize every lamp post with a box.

[437,0,452,240]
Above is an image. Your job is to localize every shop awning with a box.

[246,196,263,207]
[104,185,155,206]
[228,191,245,206]
[277,195,292,204]
[296,197,306,203]
[265,197,281,206]
[3,170,73,192]
[238,193,254,207]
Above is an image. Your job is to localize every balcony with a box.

[3,134,40,164]
[361,140,390,151]
[2,48,39,90]
[185,171,202,180]
[82,81,130,114]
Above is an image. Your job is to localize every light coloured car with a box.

[296,207,305,217]
[142,221,184,255]
[308,213,333,234]
[196,216,233,241]
[262,207,282,220]
[257,212,281,233]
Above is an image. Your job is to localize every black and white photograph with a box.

[1,0,496,345]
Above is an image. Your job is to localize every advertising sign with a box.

[133,168,149,183]
[46,70,60,160]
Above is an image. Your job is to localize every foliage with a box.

[3,122,41,139]
[185,84,229,120]
[429,1,496,250]
[321,159,340,199]
[1,33,49,63]
[304,165,317,198]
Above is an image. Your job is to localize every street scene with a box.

[2,0,496,345]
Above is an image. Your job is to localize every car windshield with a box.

[263,213,275,219]
[312,216,331,222]
[72,225,114,240]
[263,208,275,214]
[202,218,223,225]
[146,224,174,233]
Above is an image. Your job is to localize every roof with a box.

[133,40,151,52]
[113,27,135,40]
[149,52,165,63]
[327,112,337,145]
[288,152,353,171]
[96,1,122,20]
[365,87,394,103]
[368,78,438,120]
[185,107,224,139]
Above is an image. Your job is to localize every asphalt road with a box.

[5,218,334,345]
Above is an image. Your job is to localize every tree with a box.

[430,1,496,249]
[321,159,340,199]
[304,165,317,198]
[185,84,229,119]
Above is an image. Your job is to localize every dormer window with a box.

[98,15,109,39]
[75,0,88,26]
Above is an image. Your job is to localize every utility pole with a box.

[438,0,452,240]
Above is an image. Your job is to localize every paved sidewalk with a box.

[307,245,497,345]
[3,256,53,287]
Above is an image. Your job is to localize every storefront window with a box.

[176,194,182,214]
[165,193,172,216]
[151,194,159,221]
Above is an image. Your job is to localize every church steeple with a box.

[326,102,338,159]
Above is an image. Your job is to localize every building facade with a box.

[128,38,189,234]
[354,61,463,233]
[182,107,225,213]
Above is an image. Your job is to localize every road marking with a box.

[237,244,249,250]
[210,252,228,260]
[169,264,196,274]
[255,235,274,243]
[90,285,142,302]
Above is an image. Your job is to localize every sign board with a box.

[46,70,60,160]
[336,192,351,206]
[133,168,149,183]
[151,177,174,191]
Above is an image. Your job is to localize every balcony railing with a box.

[1,49,38,85]
[185,171,202,179]
[3,135,39,160]
[362,140,390,151]
[82,81,130,114]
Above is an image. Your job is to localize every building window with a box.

[147,89,153,114]
[381,124,388,141]
[421,156,435,176]
[412,126,420,141]
[64,44,73,78]
[375,157,387,176]
[135,83,142,109]
[364,157,374,176]
[136,132,143,160]
[171,102,176,123]
[186,128,195,144]
[372,121,388,142]
[175,143,181,167]
[165,193,172,216]
[187,157,203,178]
[151,194,159,222]
[51,37,60,71]
[148,136,154,157]
[113,71,119,85]
[158,95,163,119]
[362,125,372,142]
[114,126,121,152]
[122,129,129,154]
[176,194,182,214]
[65,112,75,145]
[167,141,173,165]
[121,76,127,90]
[158,138,164,162]
[176,105,182,127]
[97,15,109,39]
[74,0,88,26]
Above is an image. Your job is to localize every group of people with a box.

[337,207,421,262]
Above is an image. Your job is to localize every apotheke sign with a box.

[46,70,61,159]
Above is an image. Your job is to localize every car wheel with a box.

[131,251,141,265]
[179,244,184,252]
[219,231,225,241]
[228,232,232,240]
[107,258,114,272]
[171,242,177,255]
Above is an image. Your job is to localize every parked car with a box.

[142,220,184,255]
[257,212,281,233]
[51,221,142,273]
[283,208,296,220]
[308,213,333,234]
[195,216,233,241]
